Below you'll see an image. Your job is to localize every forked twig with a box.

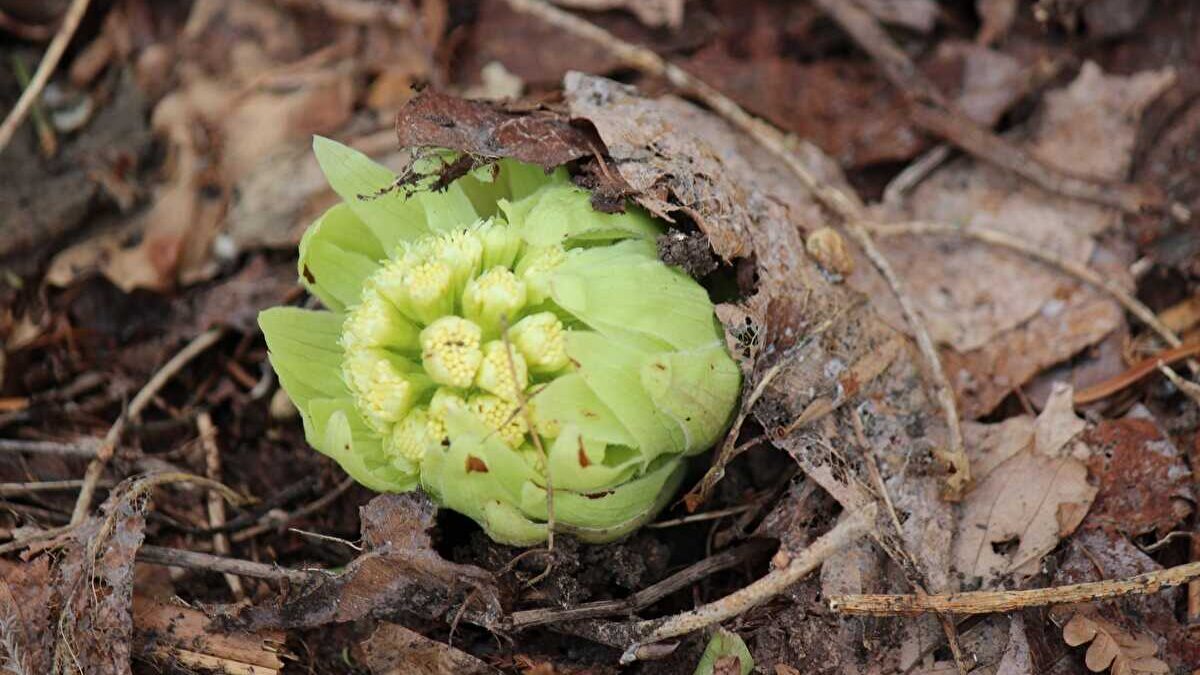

[619,503,876,663]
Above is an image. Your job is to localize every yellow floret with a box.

[343,350,425,433]
[475,340,529,401]
[387,409,439,464]
[515,245,565,305]
[470,394,528,448]
[403,260,454,324]
[462,266,527,336]
[430,228,483,291]
[341,289,418,352]
[420,316,483,388]
[428,388,468,442]
[476,219,524,269]
[509,312,568,374]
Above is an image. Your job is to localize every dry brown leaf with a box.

[1082,407,1194,536]
[358,623,500,675]
[1063,613,1169,675]
[46,0,356,292]
[853,62,1175,418]
[954,384,1096,585]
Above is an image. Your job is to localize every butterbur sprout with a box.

[259,137,742,545]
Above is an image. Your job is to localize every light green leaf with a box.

[502,182,659,247]
[543,428,641,493]
[306,397,417,492]
[298,204,381,311]
[550,240,721,350]
[642,343,742,455]
[564,330,686,464]
[531,372,636,447]
[518,456,684,532]
[694,629,753,675]
[259,307,346,409]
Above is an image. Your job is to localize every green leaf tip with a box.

[261,137,742,545]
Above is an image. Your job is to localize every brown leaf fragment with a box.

[359,622,501,675]
[234,493,500,631]
[1081,408,1195,536]
[856,63,1174,417]
[134,596,286,673]
[395,90,600,170]
[1054,529,1200,671]
[0,557,54,674]
[1062,612,1171,675]
[954,385,1097,585]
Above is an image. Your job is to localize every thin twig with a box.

[620,503,876,663]
[502,0,971,501]
[868,222,1180,347]
[646,504,757,529]
[500,319,555,583]
[858,412,968,674]
[136,545,317,584]
[0,479,112,497]
[830,560,1200,616]
[230,477,354,543]
[0,438,99,458]
[70,328,225,525]
[1073,342,1200,405]
[0,0,90,155]
[198,412,244,600]
[508,539,773,629]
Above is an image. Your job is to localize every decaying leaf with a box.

[47,0,356,291]
[358,622,500,675]
[1053,529,1200,671]
[0,557,53,674]
[854,62,1176,417]
[395,89,602,171]
[1081,407,1194,536]
[234,493,500,631]
[954,384,1097,585]
[1062,613,1169,674]
[134,596,286,674]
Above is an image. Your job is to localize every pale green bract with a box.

[258,136,741,545]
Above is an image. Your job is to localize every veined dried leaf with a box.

[1063,613,1170,675]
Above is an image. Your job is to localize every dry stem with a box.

[619,503,876,663]
[830,560,1200,615]
[198,412,244,600]
[0,0,91,155]
[136,545,316,584]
